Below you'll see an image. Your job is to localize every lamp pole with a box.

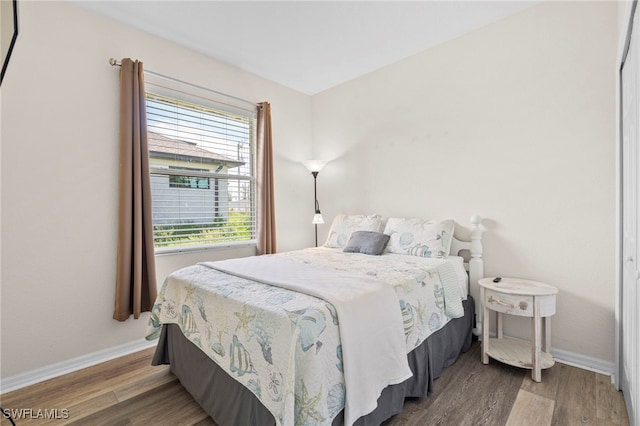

[312,171,319,247]
[304,159,326,248]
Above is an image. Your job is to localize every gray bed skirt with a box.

[152,297,475,426]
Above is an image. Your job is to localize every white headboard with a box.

[449,215,484,336]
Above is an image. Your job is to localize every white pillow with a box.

[324,214,385,248]
[384,218,455,258]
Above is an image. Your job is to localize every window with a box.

[169,175,210,189]
[168,167,210,189]
[145,84,256,251]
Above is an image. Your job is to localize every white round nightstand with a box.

[479,277,558,382]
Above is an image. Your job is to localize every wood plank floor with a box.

[0,341,628,426]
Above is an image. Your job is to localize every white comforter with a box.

[203,255,412,425]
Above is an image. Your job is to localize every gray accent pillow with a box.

[343,231,390,255]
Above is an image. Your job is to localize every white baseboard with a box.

[0,338,157,394]
[551,347,616,378]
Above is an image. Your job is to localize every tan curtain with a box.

[113,58,158,321]
[256,102,277,255]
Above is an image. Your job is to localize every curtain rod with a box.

[109,58,261,109]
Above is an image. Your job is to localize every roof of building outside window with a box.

[147,131,245,169]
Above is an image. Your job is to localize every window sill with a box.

[154,241,257,257]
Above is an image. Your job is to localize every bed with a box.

[146,215,484,426]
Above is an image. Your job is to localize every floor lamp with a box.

[303,160,327,247]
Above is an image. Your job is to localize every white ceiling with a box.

[73,1,536,95]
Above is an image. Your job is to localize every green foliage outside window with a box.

[153,211,253,248]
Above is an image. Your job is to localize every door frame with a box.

[618,2,638,425]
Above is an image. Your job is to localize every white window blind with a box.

[145,84,256,251]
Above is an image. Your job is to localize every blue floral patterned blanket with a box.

[146,248,466,426]
[202,255,412,425]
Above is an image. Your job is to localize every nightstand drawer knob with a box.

[488,296,516,309]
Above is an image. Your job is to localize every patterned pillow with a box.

[383,218,455,258]
[324,214,385,248]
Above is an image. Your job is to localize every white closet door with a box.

[621,7,640,426]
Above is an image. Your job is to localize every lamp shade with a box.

[312,213,325,224]
[303,160,327,173]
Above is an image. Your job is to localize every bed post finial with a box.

[469,216,484,336]
[470,216,483,261]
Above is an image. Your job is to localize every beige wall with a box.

[0,1,314,377]
[1,0,12,64]
[311,1,618,363]
[618,1,635,60]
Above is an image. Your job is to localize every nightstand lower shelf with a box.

[486,337,555,370]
